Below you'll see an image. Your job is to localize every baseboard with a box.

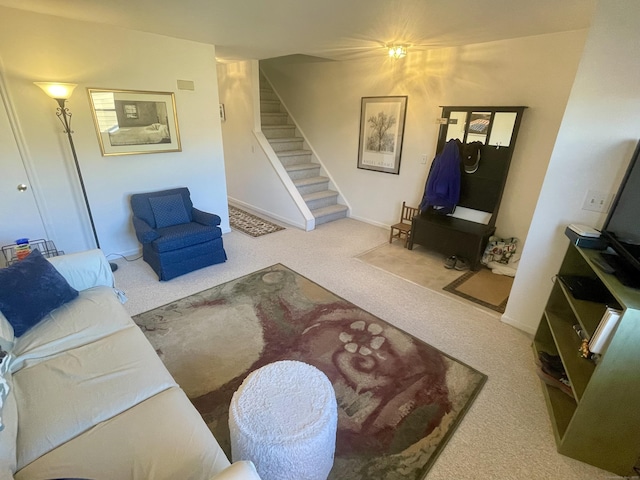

[348,213,388,230]
[500,313,536,336]
[227,197,306,230]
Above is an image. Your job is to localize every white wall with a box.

[261,30,587,243]
[503,0,640,334]
[217,60,306,227]
[0,7,228,259]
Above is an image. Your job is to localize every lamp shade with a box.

[34,82,78,100]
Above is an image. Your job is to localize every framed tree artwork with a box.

[357,96,407,174]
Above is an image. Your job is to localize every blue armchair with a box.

[130,187,227,281]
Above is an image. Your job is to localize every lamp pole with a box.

[53,97,101,250]
[35,82,117,271]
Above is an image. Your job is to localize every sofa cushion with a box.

[0,311,14,347]
[149,193,190,228]
[0,249,78,337]
[13,325,178,470]
[14,387,231,480]
[0,370,17,478]
[10,287,133,371]
[47,249,114,291]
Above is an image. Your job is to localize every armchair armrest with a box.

[192,208,221,227]
[133,216,160,244]
[210,461,262,480]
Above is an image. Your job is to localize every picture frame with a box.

[87,88,181,156]
[357,96,407,174]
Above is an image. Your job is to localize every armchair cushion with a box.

[152,223,222,253]
[149,194,190,228]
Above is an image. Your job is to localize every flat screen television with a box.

[600,139,640,288]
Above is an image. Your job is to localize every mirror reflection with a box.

[489,112,517,147]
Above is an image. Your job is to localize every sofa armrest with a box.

[192,208,221,227]
[47,249,114,291]
[133,216,160,243]
[211,461,262,480]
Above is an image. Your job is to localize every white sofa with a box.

[0,249,261,480]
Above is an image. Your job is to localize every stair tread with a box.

[267,136,301,142]
[262,125,295,130]
[285,163,319,172]
[303,190,338,201]
[261,112,288,117]
[312,204,348,215]
[293,176,329,186]
[276,149,312,157]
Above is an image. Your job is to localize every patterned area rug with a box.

[443,268,513,313]
[228,205,285,237]
[133,264,486,479]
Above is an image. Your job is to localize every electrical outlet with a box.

[582,189,612,213]
[421,154,427,164]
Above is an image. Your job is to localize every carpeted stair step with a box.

[260,88,279,101]
[312,204,348,225]
[261,112,289,125]
[260,99,282,113]
[263,125,297,139]
[303,190,339,210]
[293,176,330,195]
[268,137,304,152]
[285,162,321,180]
[276,149,313,166]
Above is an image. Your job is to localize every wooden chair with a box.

[389,202,420,247]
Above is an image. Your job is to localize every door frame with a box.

[0,57,55,244]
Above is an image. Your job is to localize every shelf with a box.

[535,243,640,476]
[544,310,595,401]
[532,342,576,441]
[556,280,607,337]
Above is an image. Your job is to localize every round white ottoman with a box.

[229,360,337,480]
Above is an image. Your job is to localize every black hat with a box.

[462,142,482,174]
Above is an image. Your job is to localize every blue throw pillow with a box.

[149,193,190,228]
[0,249,78,337]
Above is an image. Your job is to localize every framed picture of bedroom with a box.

[87,88,181,156]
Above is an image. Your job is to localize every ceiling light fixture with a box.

[388,45,407,59]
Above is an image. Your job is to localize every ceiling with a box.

[0,0,597,61]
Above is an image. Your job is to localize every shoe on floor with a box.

[444,255,457,269]
[536,366,573,398]
[537,351,565,372]
[454,257,470,271]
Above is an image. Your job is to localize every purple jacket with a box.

[419,139,461,214]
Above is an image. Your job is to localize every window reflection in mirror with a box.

[468,112,491,144]
[488,112,517,147]
[445,111,467,142]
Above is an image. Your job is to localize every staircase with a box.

[259,78,348,226]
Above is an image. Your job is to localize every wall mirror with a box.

[440,107,521,149]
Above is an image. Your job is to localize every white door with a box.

[0,95,48,267]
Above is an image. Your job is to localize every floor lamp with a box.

[35,82,117,272]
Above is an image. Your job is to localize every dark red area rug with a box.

[134,264,486,479]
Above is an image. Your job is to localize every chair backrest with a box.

[130,187,193,228]
[400,202,420,224]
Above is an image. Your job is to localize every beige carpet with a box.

[355,242,463,292]
[355,242,512,316]
[111,218,620,480]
